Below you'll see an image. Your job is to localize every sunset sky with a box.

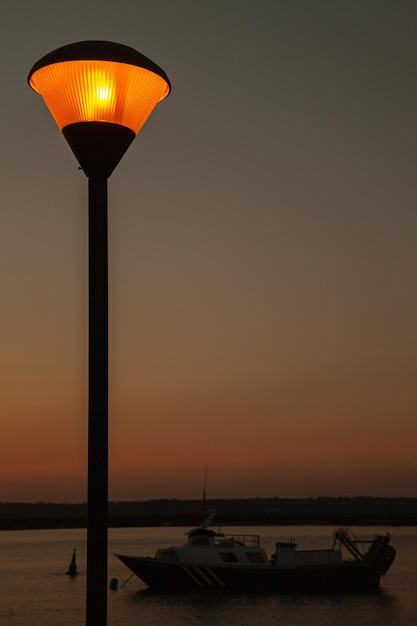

[1,0,416,503]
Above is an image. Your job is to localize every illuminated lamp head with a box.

[28,41,171,178]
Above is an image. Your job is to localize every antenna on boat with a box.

[200,510,216,529]
[202,439,210,513]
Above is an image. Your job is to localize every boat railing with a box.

[215,534,260,548]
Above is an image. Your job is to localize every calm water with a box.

[0,525,416,626]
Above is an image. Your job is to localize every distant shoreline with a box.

[1,497,416,531]
[2,516,416,532]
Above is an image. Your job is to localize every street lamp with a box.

[28,41,170,625]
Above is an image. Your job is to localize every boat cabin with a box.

[155,527,270,565]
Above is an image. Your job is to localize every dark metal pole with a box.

[86,176,108,626]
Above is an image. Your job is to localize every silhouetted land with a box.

[1,497,416,530]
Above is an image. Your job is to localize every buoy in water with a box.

[66,548,78,576]
[110,578,118,590]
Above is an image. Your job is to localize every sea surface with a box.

[0,525,416,626]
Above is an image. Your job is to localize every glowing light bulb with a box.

[83,68,116,121]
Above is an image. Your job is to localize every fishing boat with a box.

[115,512,396,592]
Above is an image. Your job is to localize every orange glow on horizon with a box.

[29,60,170,133]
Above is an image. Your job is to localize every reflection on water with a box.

[111,586,405,626]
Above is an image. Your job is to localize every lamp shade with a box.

[28,41,171,177]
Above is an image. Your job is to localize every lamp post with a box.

[28,41,170,625]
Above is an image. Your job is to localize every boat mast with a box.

[202,439,209,513]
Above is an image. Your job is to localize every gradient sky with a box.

[1,0,416,503]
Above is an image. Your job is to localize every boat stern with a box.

[364,534,396,576]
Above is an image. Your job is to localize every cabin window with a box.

[246,552,265,563]
[220,552,238,563]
